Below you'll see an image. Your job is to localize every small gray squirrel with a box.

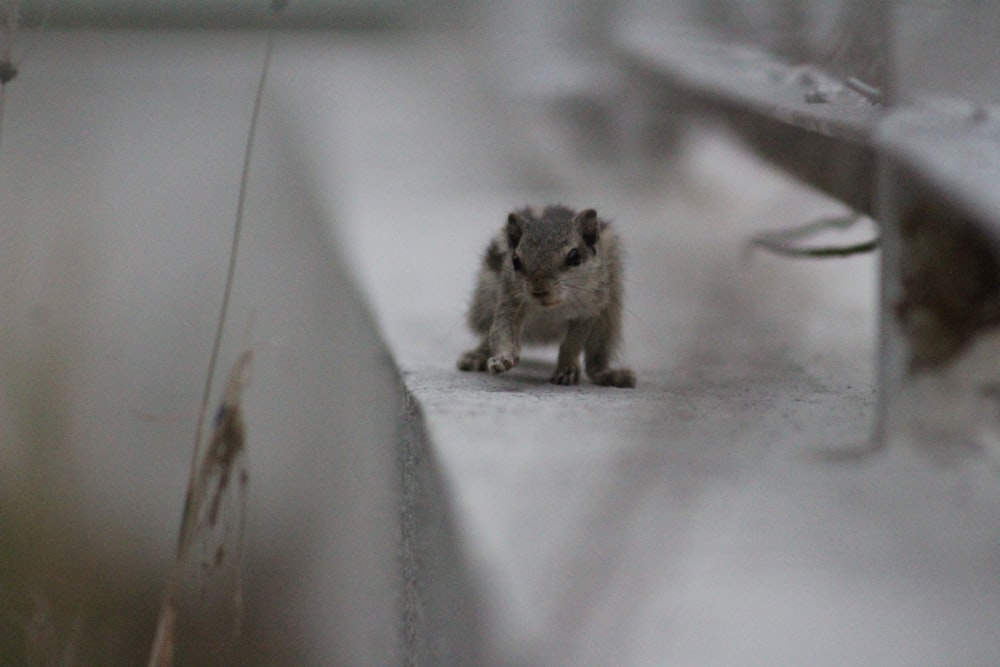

[458,205,636,388]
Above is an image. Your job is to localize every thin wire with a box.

[149,10,281,666]
[187,28,276,507]
[748,213,881,259]
[750,236,880,258]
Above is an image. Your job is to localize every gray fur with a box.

[458,205,636,388]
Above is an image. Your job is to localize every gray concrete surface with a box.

[1,27,1000,666]
[280,30,1000,666]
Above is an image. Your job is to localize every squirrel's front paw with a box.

[550,364,581,385]
[487,353,519,375]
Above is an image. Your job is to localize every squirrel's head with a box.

[505,206,602,307]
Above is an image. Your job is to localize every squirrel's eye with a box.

[565,248,582,266]
[512,254,523,272]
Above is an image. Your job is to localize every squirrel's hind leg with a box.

[584,317,636,388]
[589,367,637,388]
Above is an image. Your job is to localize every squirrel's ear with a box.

[575,209,599,247]
[506,212,524,249]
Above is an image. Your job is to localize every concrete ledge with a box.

[399,390,489,665]
[281,31,1000,666]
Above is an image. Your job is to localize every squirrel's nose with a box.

[530,284,560,306]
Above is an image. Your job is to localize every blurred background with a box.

[1,1,998,665]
